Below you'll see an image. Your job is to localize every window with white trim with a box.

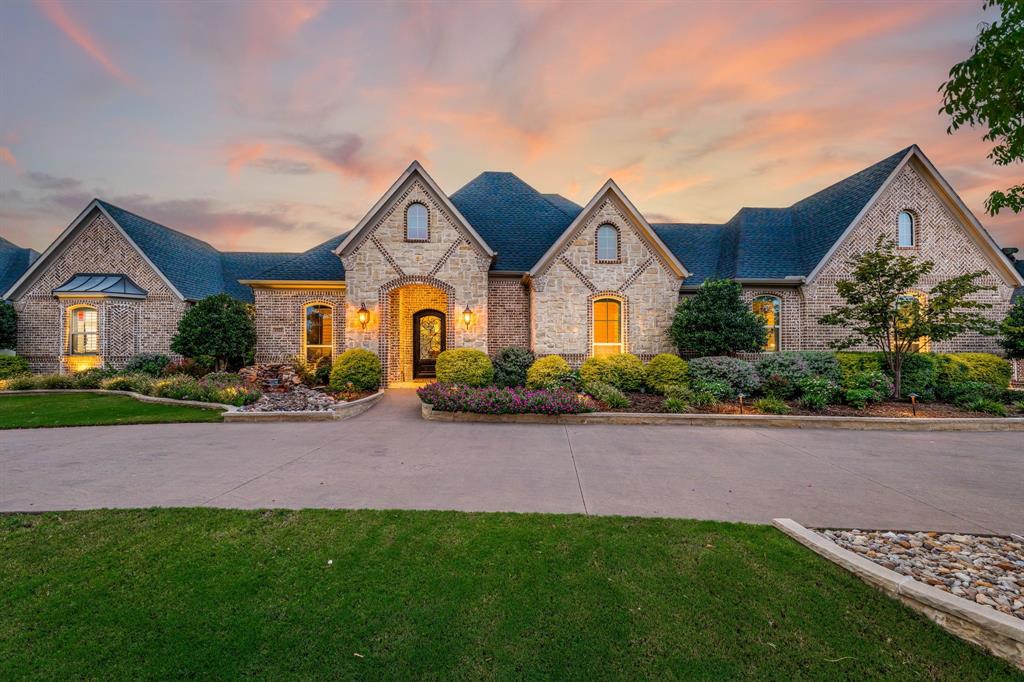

[304,304,333,365]
[752,295,781,352]
[69,306,99,354]
[593,298,622,356]
[406,203,428,241]
[898,211,915,247]
[596,224,618,261]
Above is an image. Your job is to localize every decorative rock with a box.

[239,363,303,393]
[238,385,339,412]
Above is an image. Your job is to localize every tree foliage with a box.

[940,1,1024,215]
[669,279,766,356]
[1001,298,1024,358]
[170,294,256,372]
[0,301,15,350]
[818,236,997,397]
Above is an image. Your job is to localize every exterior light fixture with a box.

[357,303,370,330]
[462,305,473,330]
[908,393,919,417]
[737,392,747,415]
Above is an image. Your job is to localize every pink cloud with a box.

[34,0,136,86]
[0,147,17,168]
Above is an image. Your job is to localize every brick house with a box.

[3,145,1022,384]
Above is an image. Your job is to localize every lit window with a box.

[406,203,428,240]
[305,304,333,365]
[597,224,618,261]
[898,211,915,247]
[896,293,929,351]
[70,306,98,354]
[752,295,781,352]
[593,298,622,356]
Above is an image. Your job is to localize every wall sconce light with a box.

[357,303,370,330]
[462,305,473,330]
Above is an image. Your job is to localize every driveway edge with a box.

[420,401,1024,430]
[772,518,1024,670]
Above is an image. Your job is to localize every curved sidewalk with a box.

[2,390,1021,533]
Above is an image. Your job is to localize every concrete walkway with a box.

[2,390,1021,533]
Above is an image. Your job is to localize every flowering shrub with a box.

[797,376,839,411]
[687,357,760,396]
[418,382,595,415]
[162,358,211,378]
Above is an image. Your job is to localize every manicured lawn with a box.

[0,510,1014,679]
[0,393,223,429]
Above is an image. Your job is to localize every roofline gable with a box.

[805,145,1024,287]
[333,161,496,259]
[3,199,187,301]
[527,179,689,278]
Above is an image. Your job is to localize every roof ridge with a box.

[97,199,220,253]
[790,146,913,209]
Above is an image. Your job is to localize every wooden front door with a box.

[412,309,445,378]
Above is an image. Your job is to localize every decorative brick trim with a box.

[429,237,466,277]
[377,275,456,386]
[588,291,628,357]
[595,223,622,264]
[620,257,654,291]
[558,256,597,292]
[370,235,405,277]
[403,201,431,242]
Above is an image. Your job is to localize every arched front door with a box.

[412,309,445,378]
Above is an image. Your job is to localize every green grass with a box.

[0,393,223,429]
[0,510,1015,680]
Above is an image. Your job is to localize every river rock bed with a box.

[821,529,1024,620]
[238,385,339,412]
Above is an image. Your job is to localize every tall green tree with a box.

[670,279,766,357]
[171,294,256,372]
[940,1,1024,215]
[1000,298,1024,358]
[0,301,16,350]
[819,236,998,397]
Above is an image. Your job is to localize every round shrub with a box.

[579,356,614,386]
[755,354,809,398]
[72,367,116,388]
[579,353,644,391]
[526,355,572,389]
[836,352,884,385]
[492,346,535,388]
[792,351,842,384]
[644,354,688,393]
[329,348,382,391]
[687,356,760,396]
[753,396,790,415]
[124,353,171,377]
[435,348,494,387]
[0,355,30,379]
[936,353,1012,395]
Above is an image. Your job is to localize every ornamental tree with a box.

[669,279,766,356]
[171,294,256,372]
[818,235,997,398]
[1000,298,1024,359]
[0,301,15,350]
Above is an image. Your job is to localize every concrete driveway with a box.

[1,390,1021,533]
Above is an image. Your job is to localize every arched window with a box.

[596,224,619,261]
[752,295,781,352]
[69,306,99,354]
[304,304,333,365]
[896,292,929,352]
[593,298,622,356]
[898,211,915,247]
[406,203,428,241]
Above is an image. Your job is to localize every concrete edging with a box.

[0,388,236,412]
[772,518,1024,670]
[223,389,384,422]
[420,401,1024,430]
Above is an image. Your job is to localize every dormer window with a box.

[406,203,428,241]
[596,224,619,261]
[898,211,915,247]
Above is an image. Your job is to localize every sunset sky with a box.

[1,0,1021,254]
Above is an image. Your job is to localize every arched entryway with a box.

[380,277,454,384]
[412,309,446,378]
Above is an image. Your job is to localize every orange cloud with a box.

[34,0,135,86]
[0,147,17,168]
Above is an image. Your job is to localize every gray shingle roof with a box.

[0,236,38,299]
[249,233,347,282]
[53,273,147,297]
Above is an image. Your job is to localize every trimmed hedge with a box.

[526,355,572,389]
[644,354,688,393]
[579,353,645,392]
[417,383,594,415]
[435,348,494,387]
[0,356,30,379]
[330,348,382,391]
[936,353,1012,395]
[838,351,1009,400]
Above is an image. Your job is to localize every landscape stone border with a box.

[420,402,1024,431]
[223,390,384,422]
[772,518,1024,670]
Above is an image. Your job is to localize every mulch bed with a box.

[598,393,1020,418]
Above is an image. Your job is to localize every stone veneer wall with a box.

[252,287,347,363]
[531,194,681,364]
[487,276,531,351]
[339,176,491,385]
[802,162,1015,353]
[11,212,187,373]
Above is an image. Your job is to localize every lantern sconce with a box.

[462,305,473,330]
[357,303,370,330]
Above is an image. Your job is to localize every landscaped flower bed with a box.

[417,383,595,415]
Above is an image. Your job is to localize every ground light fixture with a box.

[462,305,473,330]
[737,392,747,414]
[908,393,919,416]
[357,303,370,330]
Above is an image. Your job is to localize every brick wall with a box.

[739,287,804,351]
[11,211,187,372]
[252,287,346,363]
[487,276,530,351]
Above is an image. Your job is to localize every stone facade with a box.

[251,286,346,363]
[339,176,491,384]
[531,193,681,363]
[802,162,1016,353]
[487,276,531,351]
[11,212,186,372]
